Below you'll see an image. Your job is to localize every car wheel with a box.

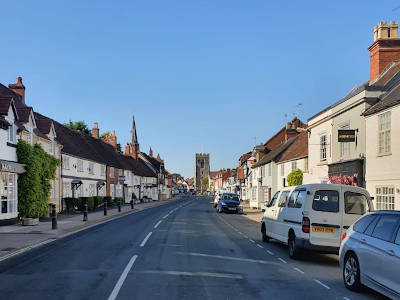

[288,233,300,259]
[343,252,361,291]
[261,225,269,243]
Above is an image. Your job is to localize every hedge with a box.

[64,196,106,213]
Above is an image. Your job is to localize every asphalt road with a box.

[0,196,383,300]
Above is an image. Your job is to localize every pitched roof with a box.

[252,138,297,168]
[118,155,156,177]
[53,120,124,168]
[0,96,14,116]
[16,106,32,123]
[209,171,219,179]
[34,112,53,135]
[276,131,308,163]
[363,81,400,116]
[141,152,161,171]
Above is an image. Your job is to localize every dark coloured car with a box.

[217,193,243,214]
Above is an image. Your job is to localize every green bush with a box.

[93,196,102,209]
[287,169,303,186]
[17,141,60,218]
[64,197,75,213]
[132,193,137,200]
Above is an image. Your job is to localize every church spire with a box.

[131,115,138,146]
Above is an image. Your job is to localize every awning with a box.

[97,180,106,188]
[71,179,83,185]
[0,160,25,174]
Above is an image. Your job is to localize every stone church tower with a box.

[194,153,210,191]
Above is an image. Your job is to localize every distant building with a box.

[194,153,210,190]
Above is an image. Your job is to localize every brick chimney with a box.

[91,122,99,139]
[369,21,400,82]
[8,77,25,104]
[104,130,117,149]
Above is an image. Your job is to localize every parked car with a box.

[261,184,373,258]
[213,192,220,208]
[217,193,243,214]
[339,211,400,298]
[172,189,179,196]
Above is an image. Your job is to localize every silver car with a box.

[339,211,400,298]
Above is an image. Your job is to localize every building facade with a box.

[194,153,210,190]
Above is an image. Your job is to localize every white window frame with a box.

[375,186,395,210]
[280,164,285,176]
[110,167,114,178]
[291,160,297,171]
[63,157,70,170]
[101,165,106,176]
[88,162,94,175]
[320,134,327,161]
[378,111,391,155]
[7,123,15,144]
[77,160,83,172]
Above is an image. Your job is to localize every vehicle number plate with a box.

[228,207,236,211]
[312,226,335,234]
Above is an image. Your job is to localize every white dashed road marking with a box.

[108,254,138,300]
[256,244,263,249]
[278,258,287,264]
[266,250,274,255]
[314,279,330,290]
[140,232,152,247]
[249,239,255,243]
[293,267,305,274]
[342,297,351,300]
[154,220,162,229]
[162,214,169,219]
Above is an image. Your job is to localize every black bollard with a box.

[104,198,108,216]
[130,199,134,209]
[83,199,88,221]
[118,199,121,212]
[51,204,57,230]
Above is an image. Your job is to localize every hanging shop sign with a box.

[338,129,356,142]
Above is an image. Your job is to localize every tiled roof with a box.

[53,120,124,168]
[16,106,32,123]
[363,82,400,116]
[118,154,156,177]
[239,152,252,163]
[209,171,219,179]
[34,112,53,134]
[252,138,296,168]
[276,131,308,163]
[0,96,13,116]
[141,152,161,171]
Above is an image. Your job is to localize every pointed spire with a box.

[131,115,138,145]
[149,147,153,157]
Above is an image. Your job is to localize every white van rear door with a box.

[341,187,372,237]
[309,189,342,248]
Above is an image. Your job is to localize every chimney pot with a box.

[8,76,26,104]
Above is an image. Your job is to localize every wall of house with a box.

[365,105,400,210]
[305,108,333,184]
[62,153,107,200]
[276,157,308,190]
[2,106,18,162]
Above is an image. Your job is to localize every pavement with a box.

[0,197,181,261]
[0,196,384,299]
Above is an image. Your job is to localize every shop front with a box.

[328,158,365,187]
[0,160,25,224]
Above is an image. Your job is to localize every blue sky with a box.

[1,1,399,178]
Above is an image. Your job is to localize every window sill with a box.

[377,152,392,157]
[317,161,328,166]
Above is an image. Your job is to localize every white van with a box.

[260,184,373,259]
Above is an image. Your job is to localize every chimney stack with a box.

[8,77,25,104]
[91,122,99,139]
[369,21,400,82]
[104,130,117,149]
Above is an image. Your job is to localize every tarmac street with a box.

[0,196,383,299]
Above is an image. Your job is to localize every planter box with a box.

[22,217,39,226]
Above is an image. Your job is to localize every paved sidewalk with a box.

[242,205,264,223]
[0,197,180,261]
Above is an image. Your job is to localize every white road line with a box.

[162,214,169,219]
[249,239,255,243]
[342,297,351,300]
[266,249,274,255]
[108,254,138,300]
[256,244,264,249]
[243,235,248,238]
[293,267,305,274]
[137,270,243,279]
[278,258,287,264]
[169,210,174,214]
[140,232,153,247]
[154,220,162,229]
[314,279,330,290]
[238,231,242,234]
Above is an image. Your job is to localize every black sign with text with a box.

[338,129,356,142]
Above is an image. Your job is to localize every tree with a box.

[17,141,60,218]
[200,176,209,192]
[64,120,90,135]
[287,169,303,186]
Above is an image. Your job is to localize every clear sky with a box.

[1,1,399,178]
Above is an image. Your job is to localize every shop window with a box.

[375,186,395,210]
[0,173,17,215]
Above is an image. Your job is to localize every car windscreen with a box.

[312,190,339,213]
[222,194,239,201]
